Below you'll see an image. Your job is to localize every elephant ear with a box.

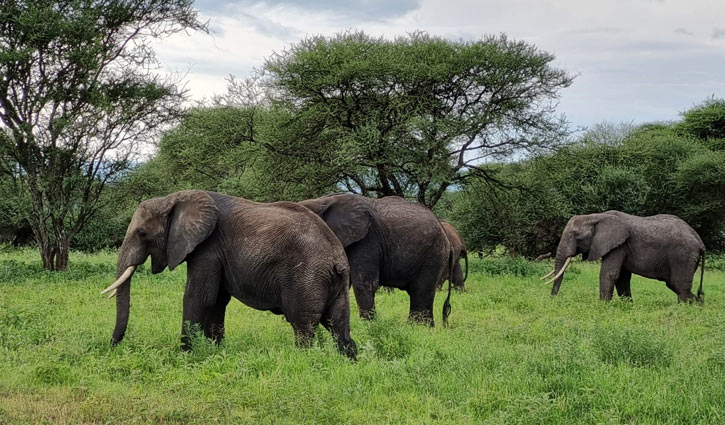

[320,197,374,248]
[588,215,629,261]
[166,191,219,271]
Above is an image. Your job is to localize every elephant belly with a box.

[623,252,670,281]
[232,291,281,313]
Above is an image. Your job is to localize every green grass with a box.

[1,247,724,424]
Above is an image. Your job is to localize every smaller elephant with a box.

[300,194,452,326]
[438,221,468,290]
[101,190,357,359]
[543,210,705,303]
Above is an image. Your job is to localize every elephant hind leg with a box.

[285,306,323,349]
[321,290,357,360]
[452,261,465,290]
[407,279,436,327]
[668,280,696,303]
[291,322,317,348]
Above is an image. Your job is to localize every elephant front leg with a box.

[352,279,378,320]
[180,263,225,350]
[599,250,626,302]
[203,289,231,344]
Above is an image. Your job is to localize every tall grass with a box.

[1,248,724,424]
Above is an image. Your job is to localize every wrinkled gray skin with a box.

[551,210,705,303]
[109,190,357,359]
[300,194,452,326]
[438,221,468,290]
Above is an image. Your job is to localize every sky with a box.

[151,0,725,129]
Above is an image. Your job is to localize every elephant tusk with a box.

[540,268,555,280]
[107,289,117,299]
[543,257,572,285]
[101,265,136,295]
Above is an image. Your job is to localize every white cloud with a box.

[151,0,725,128]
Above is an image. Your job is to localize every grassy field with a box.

[1,247,724,424]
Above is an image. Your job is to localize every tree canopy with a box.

[263,31,574,207]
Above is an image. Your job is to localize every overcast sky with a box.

[152,0,725,129]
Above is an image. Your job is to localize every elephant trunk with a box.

[106,244,139,345]
[550,250,571,296]
[111,267,132,345]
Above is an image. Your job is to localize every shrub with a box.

[469,255,552,277]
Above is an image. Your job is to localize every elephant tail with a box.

[442,248,453,326]
[697,251,705,303]
[334,263,350,291]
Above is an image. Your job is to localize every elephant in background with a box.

[300,194,453,326]
[543,210,705,303]
[438,221,468,290]
[101,190,357,359]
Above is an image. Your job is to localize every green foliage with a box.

[2,248,725,424]
[0,174,31,244]
[675,98,725,146]
[264,30,573,206]
[154,106,337,202]
[158,107,261,190]
[469,255,552,277]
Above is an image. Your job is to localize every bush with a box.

[469,256,551,277]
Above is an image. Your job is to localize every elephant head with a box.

[299,194,374,248]
[101,190,218,345]
[544,213,629,295]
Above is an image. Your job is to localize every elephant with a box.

[438,221,468,290]
[542,210,705,303]
[299,194,453,326]
[100,190,357,359]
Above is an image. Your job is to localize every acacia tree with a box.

[264,31,574,207]
[0,0,206,270]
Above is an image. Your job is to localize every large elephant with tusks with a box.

[101,190,357,359]
[543,210,705,304]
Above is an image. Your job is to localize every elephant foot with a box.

[408,311,434,327]
[359,309,376,320]
[337,339,358,361]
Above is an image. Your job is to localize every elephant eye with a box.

[137,229,147,237]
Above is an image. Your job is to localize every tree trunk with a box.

[31,219,57,271]
[52,218,70,271]
[55,238,69,271]
[39,243,57,271]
